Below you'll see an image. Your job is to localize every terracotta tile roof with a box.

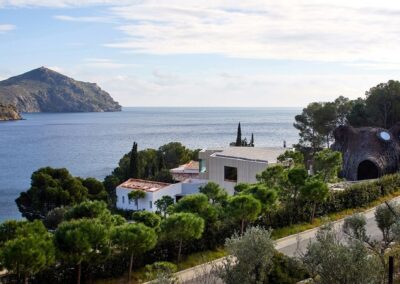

[184,161,199,170]
[118,179,171,192]
[170,160,199,173]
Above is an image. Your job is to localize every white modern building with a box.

[116,146,288,212]
[199,147,287,194]
[116,178,207,212]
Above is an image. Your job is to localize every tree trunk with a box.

[178,239,183,262]
[241,219,245,235]
[24,273,28,284]
[128,252,134,283]
[17,262,20,284]
[311,203,316,223]
[76,263,82,284]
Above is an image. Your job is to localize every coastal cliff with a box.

[0,67,121,113]
[0,104,22,121]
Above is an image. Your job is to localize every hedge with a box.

[266,173,400,228]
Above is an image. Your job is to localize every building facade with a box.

[199,147,287,194]
[116,178,207,212]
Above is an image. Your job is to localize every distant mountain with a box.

[0,104,22,121]
[0,67,121,113]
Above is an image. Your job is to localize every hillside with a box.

[0,67,121,112]
[0,104,22,121]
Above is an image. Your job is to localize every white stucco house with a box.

[199,147,287,195]
[116,178,207,212]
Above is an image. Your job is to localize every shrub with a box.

[145,261,178,283]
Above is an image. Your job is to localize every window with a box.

[122,196,125,204]
[200,159,207,173]
[149,201,153,209]
[224,166,238,182]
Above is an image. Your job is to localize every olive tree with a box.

[161,213,204,262]
[111,223,157,283]
[216,226,276,284]
[303,223,383,284]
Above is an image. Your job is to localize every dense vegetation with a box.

[6,144,400,283]
[6,79,400,283]
[103,142,199,205]
[294,80,400,154]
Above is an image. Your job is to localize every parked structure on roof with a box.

[170,160,199,182]
[199,147,287,194]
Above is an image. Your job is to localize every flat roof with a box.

[211,147,287,163]
[118,179,171,192]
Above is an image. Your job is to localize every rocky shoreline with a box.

[0,67,121,113]
[0,104,22,121]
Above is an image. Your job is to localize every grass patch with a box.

[94,248,227,284]
[176,247,227,271]
[272,191,400,240]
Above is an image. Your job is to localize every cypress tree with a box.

[129,142,139,178]
[235,122,242,146]
[250,133,255,147]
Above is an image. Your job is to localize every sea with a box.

[0,107,301,221]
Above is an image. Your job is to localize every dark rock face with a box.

[0,67,121,113]
[332,124,400,180]
[0,103,22,121]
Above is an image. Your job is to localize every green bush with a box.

[268,252,309,284]
[267,173,400,228]
[145,261,177,282]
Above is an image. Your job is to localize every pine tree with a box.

[235,122,242,146]
[250,133,255,147]
[129,142,139,179]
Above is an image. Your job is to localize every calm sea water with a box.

[0,107,300,221]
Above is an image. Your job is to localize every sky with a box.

[1,1,400,107]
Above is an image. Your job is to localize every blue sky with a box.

[1,1,400,107]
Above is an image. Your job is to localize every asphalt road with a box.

[168,196,400,284]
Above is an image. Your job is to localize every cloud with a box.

[3,0,400,67]
[47,66,64,73]
[0,24,15,33]
[76,69,390,107]
[0,0,130,8]
[54,15,115,23]
[82,58,129,69]
[100,0,400,67]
